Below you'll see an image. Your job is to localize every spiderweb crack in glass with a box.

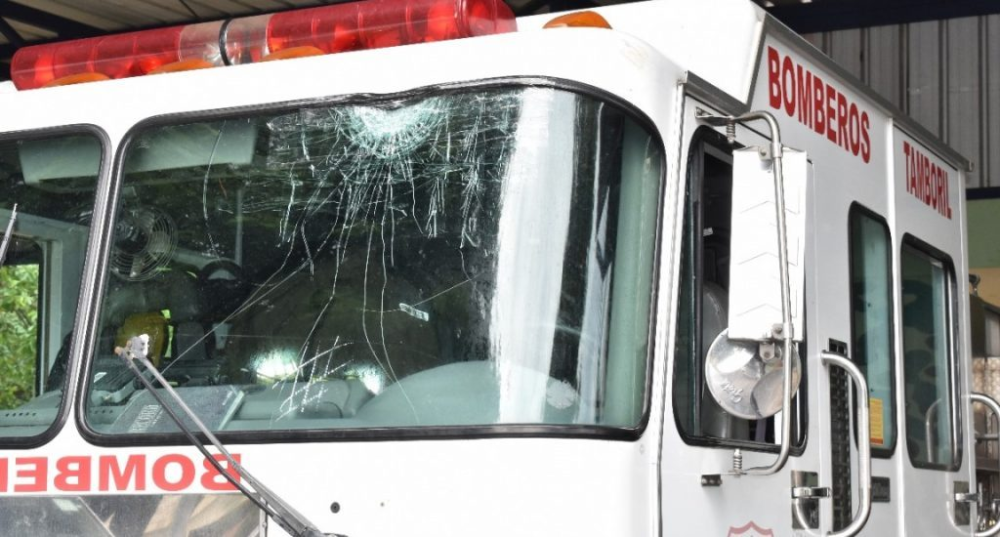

[83,87,663,434]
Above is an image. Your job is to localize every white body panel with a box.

[0,1,981,536]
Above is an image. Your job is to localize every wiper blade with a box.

[0,204,18,267]
[117,335,340,537]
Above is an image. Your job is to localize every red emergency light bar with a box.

[11,0,516,90]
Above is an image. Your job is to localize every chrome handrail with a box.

[926,399,943,465]
[821,352,872,537]
[924,396,960,467]
[971,393,1000,537]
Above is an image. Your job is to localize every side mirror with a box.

[705,147,809,419]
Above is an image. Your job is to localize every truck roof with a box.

[519,0,972,172]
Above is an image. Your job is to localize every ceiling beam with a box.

[0,16,23,48]
[768,0,1000,34]
[0,1,103,40]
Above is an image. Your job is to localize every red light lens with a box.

[132,26,184,74]
[12,21,223,90]
[94,34,139,79]
[263,0,515,58]
[10,0,515,89]
[51,39,97,80]
[358,0,515,50]
[404,0,462,44]
[11,45,59,89]
[267,4,361,56]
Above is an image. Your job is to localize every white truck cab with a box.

[0,1,986,535]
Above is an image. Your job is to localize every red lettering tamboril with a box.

[902,141,952,220]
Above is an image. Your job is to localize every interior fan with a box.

[111,206,177,281]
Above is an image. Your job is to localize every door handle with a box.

[821,352,872,537]
[969,393,1000,537]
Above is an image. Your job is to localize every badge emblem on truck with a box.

[727,521,774,537]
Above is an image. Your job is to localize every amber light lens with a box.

[543,11,612,30]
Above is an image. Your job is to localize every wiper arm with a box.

[0,204,18,267]
[117,335,340,537]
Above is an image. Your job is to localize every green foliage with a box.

[0,264,38,409]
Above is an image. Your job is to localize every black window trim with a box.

[900,233,963,472]
[847,203,898,457]
[0,124,111,450]
[75,76,669,448]
[670,123,809,456]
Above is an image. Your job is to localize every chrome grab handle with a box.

[957,492,983,504]
[821,352,872,537]
[970,393,1000,537]
[792,486,831,499]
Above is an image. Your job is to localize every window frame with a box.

[75,77,668,448]
[671,125,808,455]
[847,203,898,457]
[900,234,962,472]
[0,124,110,450]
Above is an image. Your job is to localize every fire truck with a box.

[0,0,991,535]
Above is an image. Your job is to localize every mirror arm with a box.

[723,111,794,477]
[971,393,1000,537]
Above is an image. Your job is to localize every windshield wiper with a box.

[117,334,340,537]
[0,204,18,267]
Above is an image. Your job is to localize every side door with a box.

[793,83,900,533]
[892,130,975,536]
[661,93,820,536]
[842,204,902,536]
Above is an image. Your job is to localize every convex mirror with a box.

[705,147,809,419]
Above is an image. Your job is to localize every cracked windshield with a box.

[0,134,101,437]
[84,86,662,434]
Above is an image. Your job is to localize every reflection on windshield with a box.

[86,87,662,435]
[0,494,259,536]
[0,134,100,438]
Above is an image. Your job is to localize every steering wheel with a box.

[197,259,244,284]
[196,259,248,319]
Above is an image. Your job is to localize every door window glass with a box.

[672,127,806,448]
[0,240,42,408]
[0,133,102,439]
[901,241,959,469]
[849,207,896,453]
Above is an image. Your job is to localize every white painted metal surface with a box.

[0,1,984,536]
